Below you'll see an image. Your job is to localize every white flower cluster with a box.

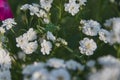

[0,18,17,34]
[80,20,101,36]
[40,0,53,12]
[103,17,120,44]
[40,31,68,55]
[79,38,97,56]
[20,0,54,24]
[88,55,120,80]
[64,0,87,16]
[16,28,38,54]
[22,58,84,80]
[0,48,11,80]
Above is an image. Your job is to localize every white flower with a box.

[16,35,28,48]
[31,69,49,80]
[79,38,97,56]
[46,58,65,68]
[64,0,80,16]
[29,4,40,17]
[0,49,11,70]
[24,41,38,54]
[0,70,11,80]
[80,20,101,36]
[20,4,30,10]
[47,31,56,41]
[43,18,50,24]
[41,39,52,55]
[98,29,110,43]
[39,9,48,18]
[16,28,38,54]
[2,18,17,30]
[50,68,71,80]
[26,28,37,41]
[40,0,53,11]
[65,60,84,70]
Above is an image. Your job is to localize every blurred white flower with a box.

[47,31,56,41]
[66,59,84,70]
[22,62,46,75]
[1,18,17,30]
[40,0,53,11]
[104,17,120,44]
[78,0,87,6]
[88,67,120,80]
[79,38,97,56]
[41,39,52,55]
[0,70,11,80]
[29,4,40,17]
[31,69,49,80]
[0,49,11,70]
[80,20,101,36]
[46,58,65,68]
[50,68,71,80]
[64,0,80,16]
[20,4,30,10]
[98,29,110,43]
[98,55,120,67]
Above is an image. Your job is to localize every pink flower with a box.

[0,0,13,21]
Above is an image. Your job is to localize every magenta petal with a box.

[0,0,13,21]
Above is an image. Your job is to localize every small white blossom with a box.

[46,58,65,68]
[98,29,111,43]
[20,4,30,10]
[79,38,97,56]
[29,4,40,17]
[80,20,101,36]
[64,0,80,16]
[40,0,53,11]
[47,31,56,41]
[41,39,52,55]
[2,18,17,30]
